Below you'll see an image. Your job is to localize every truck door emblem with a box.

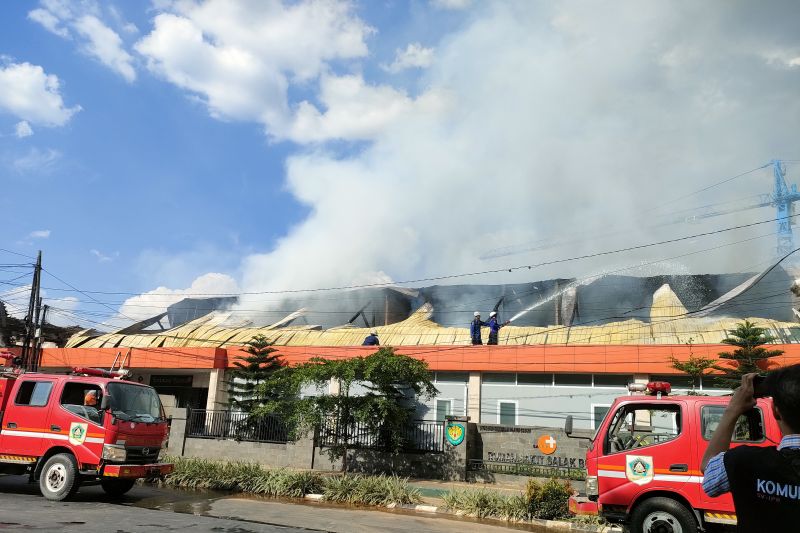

[69,422,88,446]
[626,455,654,485]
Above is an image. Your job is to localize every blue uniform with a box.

[487,317,504,345]
[362,334,379,346]
[470,318,487,345]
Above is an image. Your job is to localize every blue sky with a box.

[1,1,799,328]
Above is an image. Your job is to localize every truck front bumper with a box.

[569,495,599,516]
[102,463,174,479]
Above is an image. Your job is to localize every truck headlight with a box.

[585,475,598,497]
[102,444,127,462]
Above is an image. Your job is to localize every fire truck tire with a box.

[100,478,136,497]
[629,497,698,533]
[39,453,80,501]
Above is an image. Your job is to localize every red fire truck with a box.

[0,357,173,501]
[565,381,781,532]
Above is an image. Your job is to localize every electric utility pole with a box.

[21,251,42,370]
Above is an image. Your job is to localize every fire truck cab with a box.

[566,383,781,532]
[0,367,173,501]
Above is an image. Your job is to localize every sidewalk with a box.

[409,478,525,504]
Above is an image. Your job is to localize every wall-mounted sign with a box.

[536,434,557,455]
[446,422,465,446]
[150,375,193,387]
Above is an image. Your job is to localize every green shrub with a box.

[442,488,527,520]
[323,474,421,506]
[525,478,572,520]
[163,457,322,497]
[163,457,417,506]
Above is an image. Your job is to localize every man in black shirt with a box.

[701,365,800,532]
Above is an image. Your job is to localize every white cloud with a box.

[117,272,240,322]
[288,74,447,142]
[11,147,62,174]
[0,62,80,126]
[29,230,51,239]
[29,1,136,82]
[73,15,136,82]
[383,43,435,73]
[28,7,70,38]
[90,249,118,262]
[431,0,471,10]
[134,0,431,142]
[15,121,34,138]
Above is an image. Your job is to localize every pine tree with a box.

[227,334,283,413]
[715,320,783,389]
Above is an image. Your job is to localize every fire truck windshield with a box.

[106,382,165,422]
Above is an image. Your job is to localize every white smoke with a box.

[115,1,800,323]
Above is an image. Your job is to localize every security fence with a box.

[318,418,444,453]
[187,409,289,444]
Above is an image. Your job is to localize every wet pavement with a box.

[0,475,557,533]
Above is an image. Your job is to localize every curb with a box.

[303,494,622,532]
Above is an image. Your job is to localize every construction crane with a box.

[481,159,798,260]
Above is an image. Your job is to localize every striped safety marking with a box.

[1,429,104,444]
[705,511,737,525]
[0,454,36,463]
[598,466,703,484]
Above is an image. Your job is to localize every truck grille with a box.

[125,446,160,464]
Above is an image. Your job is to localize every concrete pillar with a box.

[205,369,228,411]
[467,372,481,423]
[328,377,341,395]
[443,415,469,481]
[166,407,187,457]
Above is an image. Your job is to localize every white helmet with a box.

[490,311,497,317]
[370,331,378,336]
[474,311,480,317]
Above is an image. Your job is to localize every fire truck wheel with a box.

[629,497,698,533]
[39,453,80,501]
[100,478,136,497]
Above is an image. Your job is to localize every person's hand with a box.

[728,373,758,416]
[504,321,510,326]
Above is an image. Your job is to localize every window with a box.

[554,373,592,386]
[483,373,516,384]
[593,374,631,387]
[498,401,517,425]
[650,374,698,390]
[605,404,681,454]
[701,406,764,442]
[61,382,104,424]
[436,399,453,422]
[592,405,611,429]
[435,372,469,383]
[517,373,552,385]
[15,381,53,407]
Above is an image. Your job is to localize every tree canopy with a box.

[260,347,438,470]
[715,320,783,389]
[227,334,284,412]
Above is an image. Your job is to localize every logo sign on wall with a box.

[626,455,654,485]
[536,434,557,455]
[446,422,466,446]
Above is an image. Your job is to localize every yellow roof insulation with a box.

[65,286,800,349]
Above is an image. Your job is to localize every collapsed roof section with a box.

[65,274,800,348]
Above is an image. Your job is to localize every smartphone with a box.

[753,374,769,398]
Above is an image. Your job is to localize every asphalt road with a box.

[0,476,543,533]
[0,475,316,533]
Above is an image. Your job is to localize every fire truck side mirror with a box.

[565,415,574,436]
[100,394,110,411]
